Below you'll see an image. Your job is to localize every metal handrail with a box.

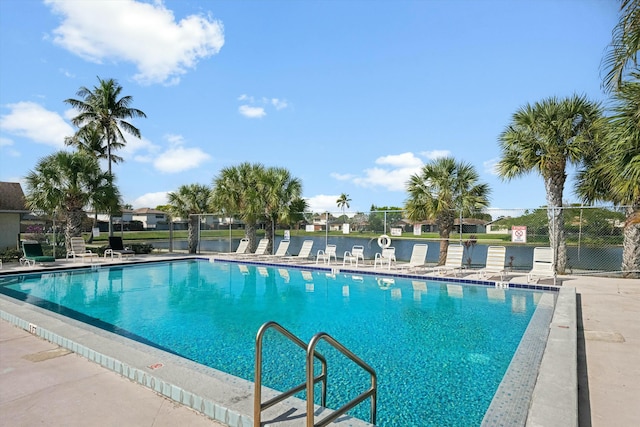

[306,332,377,427]
[254,321,327,427]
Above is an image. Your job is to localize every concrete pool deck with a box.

[0,256,638,426]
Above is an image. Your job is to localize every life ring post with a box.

[377,234,391,249]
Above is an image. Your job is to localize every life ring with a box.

[377,234,391,249]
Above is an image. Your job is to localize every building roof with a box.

[0,182,28,213]
[133,208,167,215]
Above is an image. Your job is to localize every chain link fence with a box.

[155,206,635,278]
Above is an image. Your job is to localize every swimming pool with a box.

[0,259,554,426]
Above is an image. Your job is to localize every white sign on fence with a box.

[305,225,315,232]
[390,227,402,237]
[512,226,527,243]
[342,223,350,234]
[413,224,422,236]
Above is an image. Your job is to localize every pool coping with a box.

[0,256,576,426]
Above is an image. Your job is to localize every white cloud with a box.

[239,105,266,118]
[271,98,288,110]
[154,146,211,173]
[484,158,500,176]
[121,135,159,160]
[306,194,341,213]
[335,152,424,192]
[237,94,288,118]
[0,137,20,157]
[420,150,451,160]
[0,102,73,147]
[376,152,423,168]
[131,191,169,209]
[45,0,225,85]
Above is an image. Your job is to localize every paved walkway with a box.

[0,258,639,426]
[571,276,640,427]
[0,319,225,426]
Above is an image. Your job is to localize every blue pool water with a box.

[0,260,549,426]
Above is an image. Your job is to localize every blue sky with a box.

[0,0,619,215]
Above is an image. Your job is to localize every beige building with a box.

[0,182,29,250]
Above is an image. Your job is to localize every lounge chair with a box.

[283,240,314,263]
[478,246,507,280]
[260,240,290,258]
[397,244,428,271]
[104,236,135,259]
[374,247,396,270]
[527,247,557,285]
[67,237,99,263]
[316,244,337,264]
[432,244,464,276]
[343,245,365,267]
[239,238,269,257]
[20,241,56,266]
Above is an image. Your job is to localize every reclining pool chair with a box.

[20,241,56,266]
[105,236,135,259]
[432,244,464,276]
[67,237,99,263]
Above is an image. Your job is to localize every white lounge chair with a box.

[234,238,250,255]
[397,244,428,271]
[239,238,269,257]
[478,246,507,280]
[527,247,557,285]
[343,245,365,267]
[432,244,464,276]
[316,244,337,264]
[67,237,99,263]
[374,247,396,270]
[284,240,314,262]
[261,240,290,258]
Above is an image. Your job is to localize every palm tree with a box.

[289,197,310,230]
[602,0,640,92]
[65,124,124,242]
[260,167,303,253]
[167,184,211,254]
[497,95,604,274]
[65,77,146,236]
[336,193,351,216]
[64,123,124,164]
[576,77,640,277]
[25,151,120,249]
[405,157,490,265]
[211,163,266,251]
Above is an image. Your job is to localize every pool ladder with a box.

[254,321,377,427]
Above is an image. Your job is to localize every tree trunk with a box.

[65,206,85,251]
[544,174,567,274]
[265,218,275,254]
[622,205,640,278]
[245,223,257,252]
[436,210,455,265]
[188,215,199,254]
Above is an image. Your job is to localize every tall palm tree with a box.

[576,77,640,277]
[25,151,120,248]
[497,95,604,273]
[602,0,640,92]
[405,157,490,265]
[260,167,303,253]
[65,124,124,242]
[336,193,351,218]
[211,163,266,251]
[65,77,146,236]
[64,123,124,164]
[167,184,211,254]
